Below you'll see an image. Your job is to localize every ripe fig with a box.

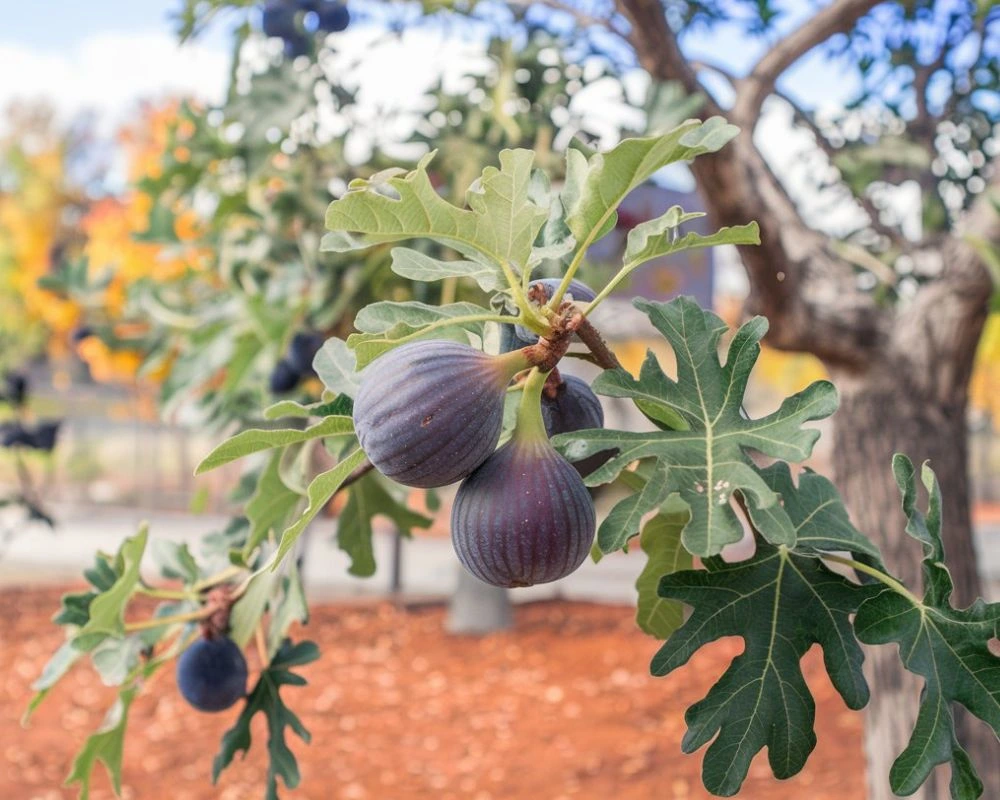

[261,1,297,38]
[316,1,350,31]
[500,278,597,352]
[287,331,324,375]
[176,635,248,713]
[451,370,595,587]
[269,358,302,394]
[541,375,614,477]
[353,340,528,488]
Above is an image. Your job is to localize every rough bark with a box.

[446,568,513,635]
[612,0,999,795]
[833,358,997,798]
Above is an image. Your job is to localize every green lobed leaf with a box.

[72,527,149,652]
[562,117,739,250]
[635,505,692,639]
[748,462,883,562]
[150,539,200,583]
[598,461,671,552]
[229,568,280,650]
[337,473,432,577]
[244,453,302,559]
[324,149,547,274]
[53,553,119,627]
[623,220,760,274]
[24,641,84,723]
[212,639,319,800]
[65,686,138,800]
[853,456,1000,798]
[354,300,491,334]
[272,447,368,566]
[267,569,309,658]
[195,416,354,475]
[555,297,838,557]
[389,247,505,291]
[312,338,360,399]
[653,544,878,796]
[346,304,495,368]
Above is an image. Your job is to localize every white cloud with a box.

[0,32,228,136]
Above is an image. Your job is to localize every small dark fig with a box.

[502,278,597,351]
[0,422,32,449]
[71,326,94,344]
[451,436,596,588]
[353,340,527,488]
[282,33,310,58]
[541,375,615,477]
[316,1,350,31]
[261,1,297,38]
[176,636,248,713]
[3,372,28,407]
[269,358,302,394]
[29,420,61,452]
[287,331,324,375]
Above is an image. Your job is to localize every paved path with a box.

[2,503,997,603]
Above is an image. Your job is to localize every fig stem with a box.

[574,316,622,370]
[124,606,215,632]
[514,368,549,442]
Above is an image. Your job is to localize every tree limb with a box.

[733,0,882,124]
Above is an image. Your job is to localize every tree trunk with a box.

[832,372,998,799]
[446,568,513,635]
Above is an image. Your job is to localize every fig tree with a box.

[353,340,528,488]
[176,635,248,713]
[541,375,614,476]
[451,370,596,587]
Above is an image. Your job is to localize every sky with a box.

[0,0,878,238]
[0,0,863,126]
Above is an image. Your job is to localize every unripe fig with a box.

[353,340,527,488]
[176,636,248,713]
[500,278,597,352]
[541,375,614,477]
[451,436,596,587]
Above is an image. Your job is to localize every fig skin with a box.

[176,636,248,713]
[353,340,525,488]
[541,375,615,477]
[451,437,596,588]
[500,278,597,352]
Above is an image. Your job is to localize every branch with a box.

[613,0,722,117]
[734,0,881,124]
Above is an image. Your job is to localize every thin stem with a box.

[514,367,549,442]
[255,621,269,666]
[192,566,245,593]
[124,606,213,632]
[574,316,622,370]
[820,553,922,606]
[136,586,195,602]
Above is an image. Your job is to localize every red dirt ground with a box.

[1,588,865,800]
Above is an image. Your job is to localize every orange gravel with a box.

[1,588,865,800]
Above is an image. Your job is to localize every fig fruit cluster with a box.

[176,635,248,713]
[260,0,350,58]
[270,331,325,395]
[499,278,596,352]
[353,282,607,587]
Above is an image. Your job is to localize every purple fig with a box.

[541,375,615,477]
[353,340,527,488]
